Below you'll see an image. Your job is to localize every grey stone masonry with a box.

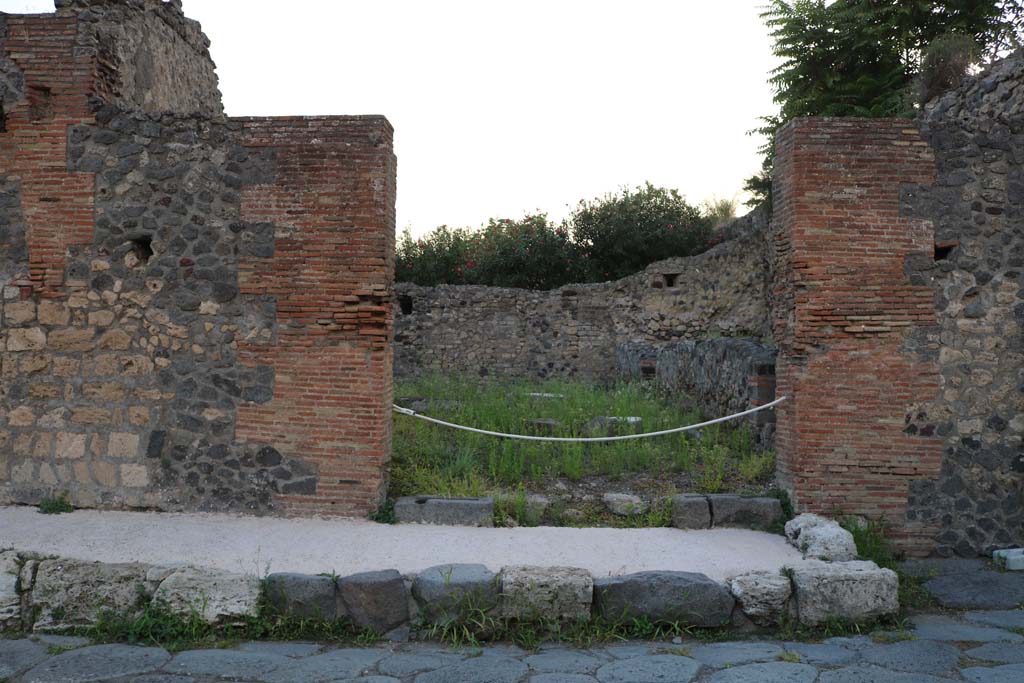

[394,496,494,527]
[671,494,711,529]
[592,571,734,627]
[617,336,778,446]
[669,494,782,531]
[707,495,783,530]
[394,207,771,382]
[265,573,337,620]
[902,47,1024,556]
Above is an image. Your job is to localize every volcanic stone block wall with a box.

[0,0,395,516]
[394,207,771,380]
[903,52,1024,557]
[616,338,778,444]
[769,118,945,557]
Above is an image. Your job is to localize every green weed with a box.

[839,516,936,611]
[391,375,765,500]
[76,592,379,653]
[37,494,73,515]
[871,629,916,643]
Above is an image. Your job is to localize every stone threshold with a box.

[1,549,899,642]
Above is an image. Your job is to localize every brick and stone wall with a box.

[770,50,1023,557]
[394,207,771,380]
[0,1,395,516]
[902,51,1024,557]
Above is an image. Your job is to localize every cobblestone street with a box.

[4,609,1024,683]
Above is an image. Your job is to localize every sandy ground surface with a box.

[0,505,810,579]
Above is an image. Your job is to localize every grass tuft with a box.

[839,516,937,612]
[37,494,74,515]
[73,593,379,653]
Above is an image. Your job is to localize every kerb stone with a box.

[708,494,783,530]
[153,566,260,624]
[500,565,592,622]
[411,564,499,623]
[30,558,151,630]
[671,494,710,529]
[265,573,337,620]
[790,560,898,626]
[729,570,793,626]
[336,569,409,634]
[592,570,734,627]
[394,496,494,527]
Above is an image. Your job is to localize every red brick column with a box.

[770,118,943,556]
[235,117,396,517]
[0,15,95,294]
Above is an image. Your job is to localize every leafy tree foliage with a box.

[746,0,1024,206]
[396,184,716,289]
[571,183,712,282]
[396,215,585,290]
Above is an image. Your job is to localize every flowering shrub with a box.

[397,184,717,289]
[470,215,586,289]
[396,225,474,285]
[570,183,713,281]
[396,215,583,289]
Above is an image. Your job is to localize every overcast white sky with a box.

[3,0,778,235]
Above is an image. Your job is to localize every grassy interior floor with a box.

[391,376,778,527]
[0,506,810,580]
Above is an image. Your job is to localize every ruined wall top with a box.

[47,0,223,117]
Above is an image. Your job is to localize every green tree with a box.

[470,214,585,290]
[395,225,474,285]
[569,183,712,281]
[746,0,1024,206]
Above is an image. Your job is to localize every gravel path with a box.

[6,609,1024,682]
[0,505,809,579]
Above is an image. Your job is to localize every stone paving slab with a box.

[961,663,1024,682]
[965,642,1024,663]
[0,639,49,678]
[964,609,1024,629]
[923,569,1024,609]
[18,644,171,683]
[9,608,1024,683]
[708,661,818,683]
[859,639,961,675]
[911,614,1024,642]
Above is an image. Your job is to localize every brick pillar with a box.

[234,116,396,517]
[0,15,96,294]
[769,118,943,556]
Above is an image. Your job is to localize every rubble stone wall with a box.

[394,207,772,380]
[903,51,1024,556]
[616,338,777,443]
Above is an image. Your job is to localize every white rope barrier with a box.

[393,396,787,443]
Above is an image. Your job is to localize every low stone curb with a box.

[672,494,783,531]
[0,547,898,638]
[394,493,784,530]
